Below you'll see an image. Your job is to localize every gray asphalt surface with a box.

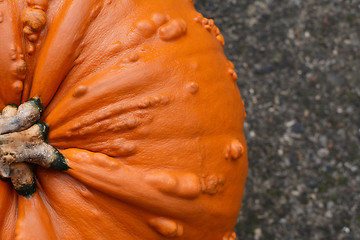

[194,0,360,239]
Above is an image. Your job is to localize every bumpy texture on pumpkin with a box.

[0,0,247,239]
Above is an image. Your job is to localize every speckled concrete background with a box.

[194,0,360,239]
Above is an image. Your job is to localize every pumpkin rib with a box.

[0,1,25,106]
[43,58,170,130]
[21,0,70,102]
[29,0,105,107]
[34,171,85,240]
[62,147,247,223]
[35,167,160,240]
[59,148,241,239]
[38,0,222,114]
[43,45,240,152]
[39,0,138,114]
[0,182,17,240]
[63,148,207,215]
[15,191,57,240]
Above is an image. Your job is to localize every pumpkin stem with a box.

[0,99,68,197]
[0,98,42,134]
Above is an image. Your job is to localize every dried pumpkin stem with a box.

[0,99,68,197]
[0,98,42,134]
[10,163,36,197]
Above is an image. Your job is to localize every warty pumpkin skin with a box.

[0,0,248,239]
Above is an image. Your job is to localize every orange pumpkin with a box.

[0,0,248,239]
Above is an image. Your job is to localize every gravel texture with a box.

[194,0,360,239]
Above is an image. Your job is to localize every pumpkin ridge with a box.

[61,147,245,239]
[0,1,25,108]
[64,148,209,215]
[15,191,57,240]
[29,0,106,108]
[0,182,17,240]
